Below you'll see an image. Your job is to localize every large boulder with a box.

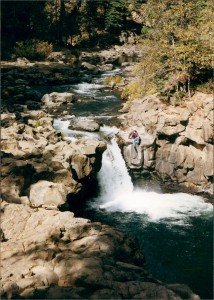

[69,117,100,132]
[81,62,99,74]
[29,180,68,209]
[41,92,75,107]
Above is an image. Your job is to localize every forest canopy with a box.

[1,0,213,96]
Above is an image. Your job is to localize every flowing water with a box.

[53,68,213,299]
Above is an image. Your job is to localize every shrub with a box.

[14,39,53,61]
[196,80,213,94]
[121,81,144,101]
[104,75,123,86]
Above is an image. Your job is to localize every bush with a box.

[14,39,53,61]
[196,79,213,94]
[104,75,123,86]
[121,81,145,101]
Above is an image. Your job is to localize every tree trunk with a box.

[59,0,66,45]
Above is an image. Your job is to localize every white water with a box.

[53,118,115,142]
[90,130,213,224]
[54,120,213,224]
[72,83,103,95]
[97,137,134,206]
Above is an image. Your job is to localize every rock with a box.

[1,201,195,300]
[98,64,114,71]
[0,114,106,206]
[81,62,99,74]
[203,144,213,178]
[202,119,213,143]
[1,174,24,202]
[157,124,185,136]
[26,110,47,120]
[123,144,144,169]
[47,51,78,64]
[119,102,130,113]
[121,91,213,193]
[29,180,68,208]
[16,57,30,64]
[41,92,75,107]
[167,284,200,300]
[47,51,66,63]
[155,144,175,180]
[185,127,205,145]
[1,113,16,127]
[31,266,59,286]
[69,118,100,132]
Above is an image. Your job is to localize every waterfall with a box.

[97,137,134,207]
[53,120,212,224]
[93,128,212,224]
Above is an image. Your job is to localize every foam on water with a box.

[100,68,122,77]
[54,120,213,224]
[72,83,103,94]
[53,117,101,141]
[54,118,70,130]
[90,129,213,224]
[99,190,213,222]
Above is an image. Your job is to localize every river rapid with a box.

[53,68,213,299]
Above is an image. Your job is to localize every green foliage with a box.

[121,81,144,101]
[122,39,163,100]
[142,0,214,92]
[121,0,213,102]
[33,120,42,128]
[105,0,129,33]
[14,39,53,61]
[1,0,143,55]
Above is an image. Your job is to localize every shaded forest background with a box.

[2,0,143,56]
[1,0,213,98]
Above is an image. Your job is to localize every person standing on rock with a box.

[129,129,141,153]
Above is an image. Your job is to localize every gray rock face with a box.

[123,144,144,168]
[119,92,213,193]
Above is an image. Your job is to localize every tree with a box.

[105,0,129,33]
[140,0,213,96]
[1,1,48,58]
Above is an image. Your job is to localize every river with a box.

[53,67,213,299]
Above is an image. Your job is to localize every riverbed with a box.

[53,67,213,299]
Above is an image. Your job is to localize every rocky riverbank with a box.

[1,48,204,299]
[1,45,140,112]
[1,108,201,300]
